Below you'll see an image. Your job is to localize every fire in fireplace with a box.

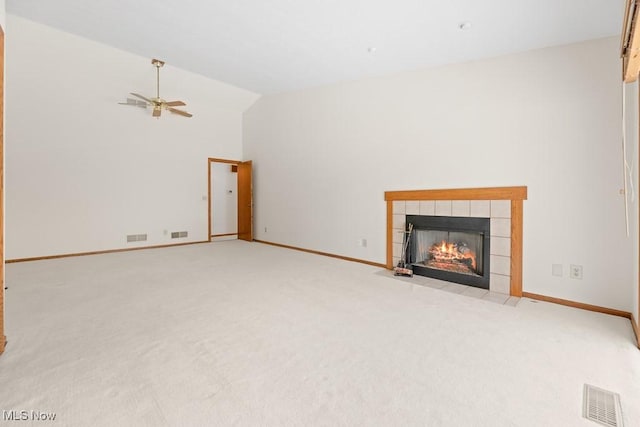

[406,215,490,289]
[423,239,478,275]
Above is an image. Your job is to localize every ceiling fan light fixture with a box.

[119,59,192,118]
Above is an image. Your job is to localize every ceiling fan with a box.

[119,58,192,118]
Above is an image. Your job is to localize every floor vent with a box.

[126,234,147,243]
[583,384,623,427]
[171,231,188,239]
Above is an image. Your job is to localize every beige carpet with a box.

[1,240,639,426]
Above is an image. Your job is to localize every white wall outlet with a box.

[552,264,563,277]
[163,229,168,235]
[570,264,583,280]
[264,227,267,233]
[359,238,367,247]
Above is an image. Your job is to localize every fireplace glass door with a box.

[406,215,490,289]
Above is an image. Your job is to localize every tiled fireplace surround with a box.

[385,187,527,296]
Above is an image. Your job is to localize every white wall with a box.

[5,15,259,258]
[0,0,5,30]
[244,37,635,312]
[211,162,238,236]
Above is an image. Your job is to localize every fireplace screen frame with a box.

[406,215,491,289]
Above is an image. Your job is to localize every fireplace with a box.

[385,187,527,296]
[406,215,490,289]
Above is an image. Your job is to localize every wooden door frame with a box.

[207,158,240,241]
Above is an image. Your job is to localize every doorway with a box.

[207,158,253,242]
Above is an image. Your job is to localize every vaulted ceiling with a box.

[7,0,624,94]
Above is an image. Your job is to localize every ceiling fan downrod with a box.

[152,58,165,100]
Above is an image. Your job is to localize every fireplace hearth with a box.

[406,215,490,289]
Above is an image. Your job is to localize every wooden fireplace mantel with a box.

[385,186,527,297]
[385,186,527,201]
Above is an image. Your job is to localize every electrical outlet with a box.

[264,227,267,233]
[570,264,583,280]
[552,264,563,277]
[359,238,367,247]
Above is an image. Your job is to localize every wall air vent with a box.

[126,234,147,243]
[583,384,623,427]
[171,231,188,239]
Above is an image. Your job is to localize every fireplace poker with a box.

[394,223,414,277]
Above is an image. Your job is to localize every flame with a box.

[431,240,477,270]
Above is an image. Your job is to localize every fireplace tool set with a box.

[394,223,414,277]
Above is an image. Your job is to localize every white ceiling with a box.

[6,0,624,95]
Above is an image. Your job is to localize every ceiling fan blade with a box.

[130,92,154,104]
[130,98,148,107]
[168,107,193,118]
[119,98,148,108]
[152,107,162,117]
[133,99,148,107]
[165,100,186,107]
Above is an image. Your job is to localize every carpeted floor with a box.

[1,240,639,426]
